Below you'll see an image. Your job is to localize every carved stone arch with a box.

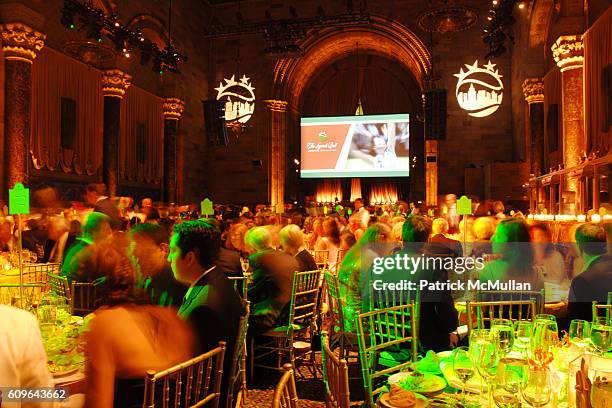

[126,14,169,49]
[528,0,555,59]
[273,15,431,109]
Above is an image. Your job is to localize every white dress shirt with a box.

[0,305,53,408]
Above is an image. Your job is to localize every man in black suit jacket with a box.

[169,219,244,404]
[563,224,612,329]
[84,183,121,231]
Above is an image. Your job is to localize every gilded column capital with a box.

[163,97,185,120]
[101,69,132,98]
[0,23,45,62]
[522,78,544,104]
[551,35,584,72]
[265,99,288,112]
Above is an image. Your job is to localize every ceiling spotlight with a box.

[487,15,493,21]
[518,2,525,9]
[492,0,498,4]
[124,52,130,58]
[114,21,120,27]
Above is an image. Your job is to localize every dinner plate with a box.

[378,392,429,408]
[388,372,447,395]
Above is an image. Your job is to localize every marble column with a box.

[265,100,288,210]
[0,23,45,192]
[101,69,131,197]
[522,78,545,177]
[551,35,585,214]
[162,98,185,204]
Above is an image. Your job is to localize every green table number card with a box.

[9,183,30,215]
[201,198,213,217]
[457,195,472,216]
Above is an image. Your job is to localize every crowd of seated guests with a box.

[0,182,611,406]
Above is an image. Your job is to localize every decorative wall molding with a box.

[265,99,288,113]
[163,97,185,120]
[101,69,132,98]
[0,23,45,62]
[522,77,544,104]
[551,35,584,72]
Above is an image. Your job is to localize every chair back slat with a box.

[466,300,536,332]
[70,281,99,315]
[47,272,71,300]
[311,250,329,270]
[227,302,250,408]
[144,342,226,408]
[228,275,249,301]
[23,262,61,288]
[321,332,350,408]
[356,302,418,407]
[478,289,545,314]
[0,283,45,307]
[271,364,299,408]
[288,270,322,330]
[592,302,612,322]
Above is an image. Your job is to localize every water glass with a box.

[522,368,552,407]
[491,318,515,355]
[493,357,525,408]
[568,319,590,349]
[590,316,612,355]
[514,321,533,357]
[531,319,557,360]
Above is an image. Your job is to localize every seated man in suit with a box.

[42,216,77,264]
[170,219,244,354]
[246,226,299,335]
[429,218,463,258]
[279,224,317,272]
[562,224,612,329]
[84,183,121,231]
[62,212,112,283]
[170,220,245,405]
[128,222,186,307]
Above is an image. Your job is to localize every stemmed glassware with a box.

[568,319,591,349]
[491,318,514,355]
[522,367,552,407]
[452,346,475,404]
[470,329,500,407]
[531,316,557,361]
[493,357,525,408]
[514,321,533,358]
[590,316,612,355]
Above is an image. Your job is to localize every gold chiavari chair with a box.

[271,364,299,408]
[592,301,612,322]
[251,269,322,379]
[143,342,226,408]
[227,275,249,302]
[477,289,546,314]
[356,302,418,407]
[0,283,45,307]
[22,262,61,287]
[47,272,71,300]
[321,331,350,408]
[311,250,329,270]
[324,271,358,360]
[71,281,100,316]
[227,302,250,408]
[466,300,537,332]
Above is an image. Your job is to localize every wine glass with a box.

[475,332,500,407]
[452,346,474,404]
[531,318,556,361]
[522,368,551,407]
[590,316,612,355]
[491,318,514,355]
[568,319,591,349]
[535,314,558,333]
[514,321,533,357]
[493,357,525,408]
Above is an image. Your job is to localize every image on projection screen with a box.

[300,114,410,178]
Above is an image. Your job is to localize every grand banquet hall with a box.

[0,0,611,407]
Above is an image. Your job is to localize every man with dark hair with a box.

[169,219,244,354]
[402,215,432,245]
[128,222,186,307]
[84,183,121,230]
[62,212,112,283]
[564,224,612,325]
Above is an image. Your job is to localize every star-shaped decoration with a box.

[484,61,496,71]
